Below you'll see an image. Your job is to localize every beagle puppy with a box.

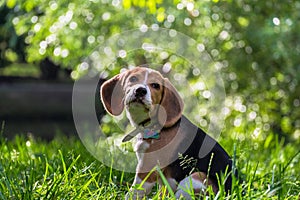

[100,67,235,199]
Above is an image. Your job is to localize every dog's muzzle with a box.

[125,85,152,107]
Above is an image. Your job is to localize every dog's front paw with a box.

[125,190,145,200]
[125,192,131,200]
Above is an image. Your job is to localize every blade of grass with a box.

[282,150,300,173]
[156,166,175,198]
[120,170,125,186]
[248,162,259,197]
[59,150,68,183]
[109,157,114,183]
[45,153,80,199]
[75,170,100,199]
[42,158,49,187]
[135,166,157,190]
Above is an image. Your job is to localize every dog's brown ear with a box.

[100,74,124,116]
[159,78,184,127]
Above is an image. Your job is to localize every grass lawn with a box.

[0,128,299,199]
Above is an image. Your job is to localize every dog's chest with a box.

[134,136,150,153]
[134,130,174,153]
[134,135,150,170]
[134,129,179,163]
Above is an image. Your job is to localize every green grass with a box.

[0,129,299,199]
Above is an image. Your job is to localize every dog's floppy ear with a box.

[100,74,124,116]
[159,78,184,127]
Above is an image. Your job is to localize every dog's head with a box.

[100,67,184,128]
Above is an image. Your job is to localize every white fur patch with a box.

[134,137,150,152]
[143,71,152,105]
[125,176,155,200]
[124,83,152,126]
[143,70,149,85]
[134,137,150,169]
[175,175,206,199]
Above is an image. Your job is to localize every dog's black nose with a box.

[135,87,147,98]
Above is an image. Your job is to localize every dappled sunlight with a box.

[1,0,300,198]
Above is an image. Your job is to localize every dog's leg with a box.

[125,173,156,200]
[157,177,177,198]
[175,172,218,199]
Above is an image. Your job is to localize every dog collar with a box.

[143,128,160,139]
[122,123,161,142]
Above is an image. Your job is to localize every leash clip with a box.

[122,122,162,142]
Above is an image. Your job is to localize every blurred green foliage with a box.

[0,63,39,77]
[1,0,300,144]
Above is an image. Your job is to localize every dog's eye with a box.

[129,76,138,83]
[150,83,160,89]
